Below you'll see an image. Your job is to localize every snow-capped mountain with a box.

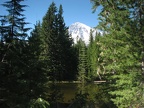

[68,22,97,44]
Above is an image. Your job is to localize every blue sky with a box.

[0,0,100,29]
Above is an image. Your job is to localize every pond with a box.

[46,82,115,108]
[48,82,103,103]
[53,83,99,103]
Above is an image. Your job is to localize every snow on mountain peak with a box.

[68,22,96,44]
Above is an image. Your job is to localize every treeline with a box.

[28,3,101,82]
[0,1,101,107]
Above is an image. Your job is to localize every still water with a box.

[47,83,99,103]
[46,82,113,108]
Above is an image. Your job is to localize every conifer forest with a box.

[0,0,144,108]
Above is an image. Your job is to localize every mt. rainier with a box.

[68,22,97,44]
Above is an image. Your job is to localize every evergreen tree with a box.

[87,30,100,81]
[77,39,87,83]
[27,21,48,101]
[0,0,31,107]
[0,0,29,42]
[41,2,59,81]
[57,5,76,80]
[91,0,144,107]
[41,2,75,81]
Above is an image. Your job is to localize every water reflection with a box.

[46,82,115,108]
[68,83,102,108]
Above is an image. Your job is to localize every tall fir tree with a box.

[77,38,87,83]
[57,5,76,80]
[87,30,100,81]
[41,2,76,81]
[27,21,49,100]
[41,2,59,81]
[0,0,31,107]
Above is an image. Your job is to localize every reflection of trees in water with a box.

[45,83,116,108]
[46,82,64,108]
[68,83,116,108]
[68,83,95,108]
[68,91,89,108]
